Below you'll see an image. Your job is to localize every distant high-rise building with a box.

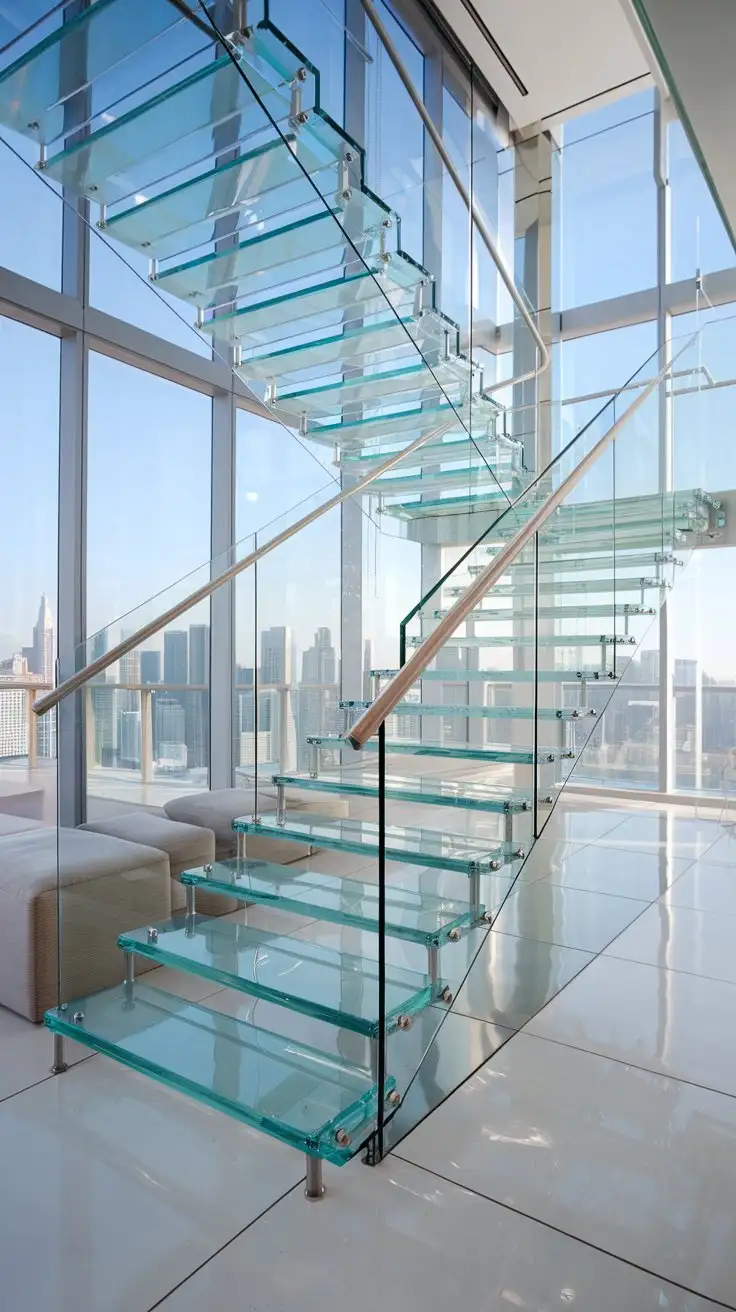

[119,710,142,768]
[675,658,698,687]
[296,628,339,771]
[155,697,186,761]
[164,631,188,687]
[140,651,161,684]
[0,656,30,759]
[260,626,292,686]
[22,593,54,683]
[302,627,337,685]
[0,679,27,759]
[90,630,108,664]
[187,624,210,769]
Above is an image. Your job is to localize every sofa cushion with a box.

[163,786,347,863]
[0,828,171,1022]
[79,812,215,880]
[0,814,46,838]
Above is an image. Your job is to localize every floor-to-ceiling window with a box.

[552,87,736,800]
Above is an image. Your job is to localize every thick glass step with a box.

[41,53,297,204]
[273,356,476,423]
[371,667,618,684]
[154,190,394,309]
[238,310,453,384]
[119,917,432,1039]
[431,602,657,621]
[383,488,544,519]
[273,771,533,814]
[180,862,480,948]
[406,633,637,649]
[0,0,182,146]
[339,424,519,471]
[343,701,596,722]
[306,735,570,764]
[442,577,667,599]
[373,465,529,497]
[233,814,520,874]
[45,983,394,1165]
[472,550,681,572]
[309,394,502,452]
[103,144,345,261]
[204,257,428,344]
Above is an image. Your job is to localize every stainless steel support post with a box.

[427,945,439,990]
[51,1033,68,1075]
[124,952,135,986]
[276,782,286,825]
[309,742,319,778]
[237,831,246,860]
[469,865,481,918]
[304,1155,324,1200]
[503,809,514,847]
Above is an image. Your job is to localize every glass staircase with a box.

[3,1,726,1191]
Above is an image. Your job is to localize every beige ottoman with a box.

[163,787,348,866]
[0,827,172,1022]
[79,812,222,916]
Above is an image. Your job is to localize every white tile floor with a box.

[1,797,734,1311]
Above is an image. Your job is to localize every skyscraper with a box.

[260,626,292,686]
[301,627,337,685]
[155,697,187,765]
[186,624,210,768]
[119,710,142,768]
[22,594,54,683]
[296,628,340,770]
[164,631,188,686]
[140,650,162,684]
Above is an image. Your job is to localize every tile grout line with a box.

[0,1051,97,1109]
[144,1177,306,1312]
[389,1154,736,1312]
[386,826,724,1153]
[521,1020,736,1105]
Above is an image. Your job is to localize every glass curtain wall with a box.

[552,88,736,801]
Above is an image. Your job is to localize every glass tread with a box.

[42,53,296,204]
[308,394,501,451]
[44,982,393,1165]
[238,311,451,383]
[371,667,617,684]
[430,603,656,621]
[473,551,683,574]
[274,771,532,813]
[180,861,480,947]
[339,426,520,470]
[441,577,667,600]
[233,814,518,873]
[344,702,596,721]
[0,0,182,146]
[274,356,475,422]
[154,191,394,308]
[205,258,427,344]
[306,735,569,764]
[104,138,342,261]
[119,917,432,1038]
[406,633,637,649]
[373,465,529,496]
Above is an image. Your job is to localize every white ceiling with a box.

[439,0,652,130]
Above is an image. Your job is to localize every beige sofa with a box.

[0,827,172,1022]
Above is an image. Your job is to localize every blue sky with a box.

[1,1,735,678]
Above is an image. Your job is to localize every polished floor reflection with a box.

[0,799,732,1311]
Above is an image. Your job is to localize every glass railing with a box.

[344,318,728,1154]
